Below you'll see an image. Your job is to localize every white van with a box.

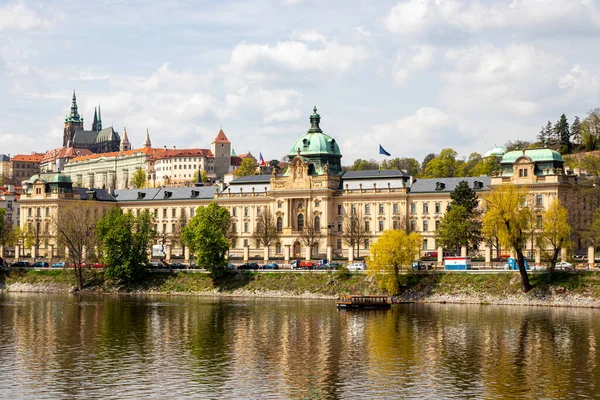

[347,262,366,271]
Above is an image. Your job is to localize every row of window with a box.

[337,203,400,215]
[410,202,443,214]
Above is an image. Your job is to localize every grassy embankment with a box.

[2,269,600,302]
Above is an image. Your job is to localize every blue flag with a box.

[379,144,391,156]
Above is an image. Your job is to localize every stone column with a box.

[165,245,172,263]
[348,247,354,263]
[82,246,87,261]
[509,249,516,259]
[243,245,249,262]
[31,245,37,260]
[437,246,443,267]
[560,247,567,262]
[589,245,595,268]
[484,244,491,267]
[284,245,290,263]
[184,247,190,265]
[48,244,54,260]
[0,245,4,258]
[535,248,541,265]
[304,245,312,260]
[263,246,269,263]
[326,245,333,264]
[460,245,467,257]
[14,245,20,260]
[64,246,69,258]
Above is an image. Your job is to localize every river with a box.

[0,293,598,399]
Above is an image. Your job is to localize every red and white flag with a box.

[259,152,266,166]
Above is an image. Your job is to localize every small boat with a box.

[336,294,392,310]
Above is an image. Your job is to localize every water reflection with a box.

[0,294,599,399]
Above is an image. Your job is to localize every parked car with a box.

[51,261,66,268]
[347,262,366,271]
[31,261,49,268]
[169,262,187,269]
[555,261,572,270]
[238,262,259,270]
[148,261,163,268]
[11,261,31,268]
[90,262,105,268]
[226,263,236,270]
[297,261,314,270]
[261,263,279,270]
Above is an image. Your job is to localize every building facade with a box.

[16,108,592,265]
[11,153,44,182]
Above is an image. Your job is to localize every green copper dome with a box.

[287,107,343,175]
[29,173,73,184]
[501,148,563,164]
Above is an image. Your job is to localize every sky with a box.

[1,0,600,165]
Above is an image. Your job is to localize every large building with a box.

[14,107,593,265]
[11,153,44,182]
[62,91,121,154]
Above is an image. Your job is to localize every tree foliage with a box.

[96,208,155,284]
[131,169,147,189]
[381,157,420,176]
[367,230,422,294]
[253,206,279,248]
[436,180,483,252]
[537,199,570,283]
[181,202,231,278]
[0,208,15,248]
[234,158,258,177]
[344,158,379,171]
[580,108,600,151]
[482,184,533,292]
[422,149,463,178]
[53,203,100,290]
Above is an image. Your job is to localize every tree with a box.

[193,170,209,184]
[348,159,379,171]
[537,199,570,283]
[269,159,279,168]
[368,230,422,294]
[545,120,557,149]
[580,108,600,151]
[420,153,436,175]
[469,156,500,177]
[436,180,483,253]
[382,157,420,176]
[0,209,15,254]
[299,215,322,257]
[422,148,462,178]
[556,114,571,154]
[181,202,231,278]
[53,203,100,291]
[171,211,188,256]
[576,154,600,176]
[96,208,156,284]
[234,158,258,177]
[342,211,370,258]
[483,184,534,292]
[253,206,279,248]
[462,152,483,177]
[24,219,47,252]
[571,116,582,149]
[131,169,147,189]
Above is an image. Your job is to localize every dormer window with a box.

[518,168,528,177]
[302,138,310,147]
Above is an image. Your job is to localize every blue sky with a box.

[1,0,599,164]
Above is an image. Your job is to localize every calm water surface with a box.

[0,293,599,399]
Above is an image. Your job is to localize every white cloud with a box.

[439,44,563,116]
[291,30,327,43]
[225,86,302,123]
[221,36,370,89]
[384,0,600,37]
[559,64,600,94]
[392,45,436,84]
[0,2,60,31]
[353,25,372,37]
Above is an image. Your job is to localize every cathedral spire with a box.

[65,90,83,123]
[143,128,151,148]
[92,107,98,131]
[97,104,102,131]
[120,127,131,152]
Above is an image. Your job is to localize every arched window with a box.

[314,216,321,232]
[298,214,304,230]
[275,242,281,254]
[277,216,283,232]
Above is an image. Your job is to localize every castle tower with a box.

[143,129,151,148]
[96,104,102,131]
[211,128,231,180]
[120,127,131,152]
[63,91,84,147]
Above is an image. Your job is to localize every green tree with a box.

[97,208,156,284]
[53,203,100,291]
[299,216,322,258]
[483,184,534,292]
[234,158,258,177]
[576,154,600,176]
[580,108,600,151]
[469,156,500,177]
[346,158,379,171]
[462,152,483,177]
[420,153,436,176]
[181,202,231,278]
[537,199,570,283]
[368,230,422,294]
[556,114,571,154]
[383,157,420,176]
[436,180,483,253]
[0,209,15,252]
[422,148,462,178]
[544,120,557,149]
[131,169,147,189]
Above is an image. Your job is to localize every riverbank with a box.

[2,269,600,307]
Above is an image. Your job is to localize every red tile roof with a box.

[213,129,230,143]
[42,147,93,164]
[154,148,214,160]
[12,153,44,162]
[70,147,162,163]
